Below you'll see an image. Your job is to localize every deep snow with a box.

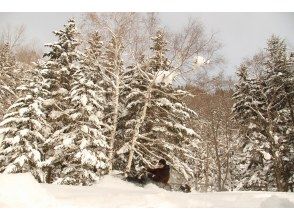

[0,173,294,208]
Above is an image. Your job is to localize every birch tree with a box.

[102,35,126,172]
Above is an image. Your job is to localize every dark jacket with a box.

[147,165,170,184]
[180,184,191,193]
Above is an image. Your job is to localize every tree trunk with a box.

[221,153,230,190]
[108,39,123,172]
[46,166,52,183]
[108,76,120,172]
[212,138,222,191]
[125,81,153,174]
[268,126,284,191]
[204,145,209,192]
[267,101,286,192]
[288,97,294,126]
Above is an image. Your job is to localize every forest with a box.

[0,13,293,192]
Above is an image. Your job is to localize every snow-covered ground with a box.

[0,173,294,208]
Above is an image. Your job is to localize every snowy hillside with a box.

[0,173,294,208]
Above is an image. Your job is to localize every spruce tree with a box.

[233,36,294,191]
[0,62,50,182]
[233,63,274,190]
[262,36,294,191]
[40,19,82,183]
[48,31,109,185]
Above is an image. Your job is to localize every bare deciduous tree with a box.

[0,24,26,49]
[184,74,237,191]
[80,13,223,84]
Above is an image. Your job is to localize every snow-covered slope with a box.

[0,173,58,207]
[1,173,294,208]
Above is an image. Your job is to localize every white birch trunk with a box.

[108,40,122,172]
[125,80,154,174]
[108,75,120,172]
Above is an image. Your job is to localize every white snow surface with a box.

[1,173,294,208]
[0,173,58,207]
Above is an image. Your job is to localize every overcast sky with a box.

[0,12,293,75]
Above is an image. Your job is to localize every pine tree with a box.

[83,31,105,83]
[40,19,82,183]
[232,63,273,191]
[149,31,170,72]
[286,52,294,189]
[45,31,110,185]
[232,36,294,191]
[0,62,50,182]
[119,31,200,180]
[262,36,294,191]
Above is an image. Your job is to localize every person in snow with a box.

[125,159,170,188]
[146,159,170,185]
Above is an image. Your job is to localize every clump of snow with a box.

[80,94,88,106]
[49,110,63,119]
[19,107,29,117]
[117,144,130,154]
[248,122,257,129]
[261,151,272,160]
[155,71,179,85]
[43,98,55,106]
[193,56,209,69]
[63,137,74,147]
[0,173,58,207]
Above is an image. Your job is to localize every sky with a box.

[0,12,293,75]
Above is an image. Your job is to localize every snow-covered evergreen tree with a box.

[262,36,294,191]
[286,52,294,189]
[44,31,109,185]
[232,63,275,191]
[39,19,83,183]
[0,62,50,182]
[119,31,200,180]
[232,36,294,191]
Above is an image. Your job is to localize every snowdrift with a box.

[0,173,58,207]
[1,173,294,208]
